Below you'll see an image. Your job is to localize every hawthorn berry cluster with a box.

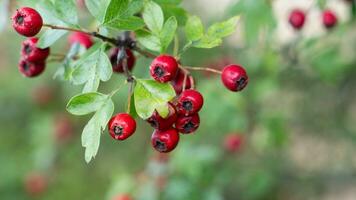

[108,55,248,153]
[289,8,338,30]
[11,5,248,156]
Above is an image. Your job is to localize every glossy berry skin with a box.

[147,103,177,131]
[323,10,338,29]
[24,173,47,196]
[21,38,50,62]
[288,9,306,30]
[108,113,136,140]
[19,59,45,77]
[221,64,248,92]
[175,113,200,134]
[176,89,204,116]
[12,7,43,37]
[171,69,194,95]
[68,32,93,49]
[151,128,179,153]
[150,55,178,83]
[224,134,243,153]
[109,48,136,73]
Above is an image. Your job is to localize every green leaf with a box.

[85,0,110,22]
[125,0,144,16]
[105,16,145,31]
[82,98,114,163]
[37,29,67,48]
[161,4,187,26]
[104,0,129,23]
[136,30,161,52]
[185,15,204,41]
[160,16,177,53]
[54,43,82,80]
[54,0,78,25]
[83,75,100,93]
[0,0,9,32]
[142,1,164,34]
[192,35,222,49]
[207,16,240,38]
[134,79,175,119]
[66,92,109,115]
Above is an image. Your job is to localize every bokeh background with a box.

[1,0,356,199]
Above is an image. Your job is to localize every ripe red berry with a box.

[151,128,179,153]
[171,69,194,95]
[221,64,248,92]
[175,113,200,134]
[322,10,338,29]
[21,37,50,62]
[54,114,74,143]
[288,9,306,30]
[24,173,47,196]
[112,194,133,200]
[19,59,45,77]
[176,89,204,116]
[150,55,178,83]
[12,7,43,37]
[223,134,243,153]
[31,85,54,106]
[68,32,93,49]
[147,103,177,131]
[109,48,136,73]
[108,113,136,140]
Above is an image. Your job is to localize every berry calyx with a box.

[150,55,178,83]
[12,7,43,37]
[68,32,93,49]
[147,103,177,131]
[288,9,306,30]
[151,128,179,153]
[19,59,45,77]
[322,10,338,29]
[109,48,136,73]
[108,113,136,140]
[175,113,200,134]
[223,134,243,153]
[221,64,248,92]
[171,69,194,95]
[21,37,50,62]
[176,89,204,116]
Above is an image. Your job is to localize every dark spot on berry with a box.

[182,100,193,111]
[154,140,167,152]
[22,62,29,72]
[183,121,195,132]
[236,77,247,91]
[16,15,24,25]
[24,44,32,55]
[113,126,124,136]
[154,66,165,78]
[147,118,158,129]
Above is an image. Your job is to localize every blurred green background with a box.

[1,0,356,200]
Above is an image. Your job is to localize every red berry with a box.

[223,134,243,153]
[175,113,200,134]
[221,64,248,92]
[323,10,338,29]
[24,173,47,196]
[109,48,136,73]
[19,59,45,77]
[288,9,306,30]
[31,85,54,106]
[108,113,136,140]
[68,32,93,49]
[151,128,179,153]
[21,37,50,62]
[176,89,204,116]
[147,103,177,131]
[171,69,194,95]
[150,55,178,83]
[54,114,74,143]
[12,7,43,37]
[112,194,133,200]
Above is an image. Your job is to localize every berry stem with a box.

[132,46,156,58]
[181,66,222,74]
[42,24,118,45]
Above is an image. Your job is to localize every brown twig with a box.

[182,66,222,74]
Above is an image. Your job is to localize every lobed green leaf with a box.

[66,92,109,116]
[142,1,164,35]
